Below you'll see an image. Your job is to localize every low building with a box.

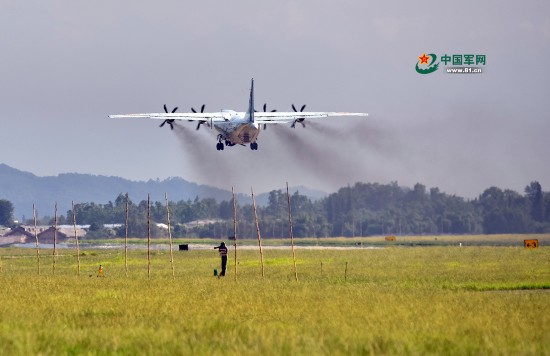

[0,225,88,246]
[36,227,86,244]
[183,219,224,229]
[0,225,10,236]
[20,225,49,234]
[0,226,35,245]
[57,226,87,238]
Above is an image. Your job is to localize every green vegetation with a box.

[1,240,549,355]
[0,199,14,227]
[12,180,550,238]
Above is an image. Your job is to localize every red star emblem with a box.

[418,53,430,65]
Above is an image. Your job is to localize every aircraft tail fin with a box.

[245,78,255,123]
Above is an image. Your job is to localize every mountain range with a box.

[0,163,327,220]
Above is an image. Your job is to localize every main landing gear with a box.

[215,135,259,151]
[216,134,225,151]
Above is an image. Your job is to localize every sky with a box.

[1,0,549,199]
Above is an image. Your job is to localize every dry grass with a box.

[0,239,549,355]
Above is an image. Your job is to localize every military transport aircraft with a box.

[109,79,367,151]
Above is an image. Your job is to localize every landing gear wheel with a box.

[250,142,258,150]
[216,142,224,151]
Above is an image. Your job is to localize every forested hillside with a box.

[3,164,549,237]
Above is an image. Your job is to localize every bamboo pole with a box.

[232,187,237,281]
[72,201,81,275]
[165,192,175,279]
[345,262,348,281]
[125,193,129,277]
[286,182,298,281]
[147,193,151,278]
[33,204,40,276]
[251,187,265,278]
[53,202,57,275]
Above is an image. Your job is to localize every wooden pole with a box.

[286,182,298,281]
[125,193,129,277]
[147,193,151,278]
[53,202,57,275]
[345,262,349,281]
[251,187,265,278]
[232,187,237,281]
[72,201,81,275]
[165,192,175,279]
[33,204,40,276]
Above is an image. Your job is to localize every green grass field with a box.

[1,237,549,355]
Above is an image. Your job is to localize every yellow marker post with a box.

[97,264,104,277]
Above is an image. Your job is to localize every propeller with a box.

[255,103,277,113]
[160,104,178,130]
[291,104,307,128]
[191,104,206,114]
[254,103,277,130]
[191,104,209,130]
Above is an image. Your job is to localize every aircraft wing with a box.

[253,111,368,124]
[109,113,227,122]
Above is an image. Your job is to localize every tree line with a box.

[2,181,550,238]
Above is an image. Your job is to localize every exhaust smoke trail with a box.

[171,122,226,181]
[169,117,401,195]
[171,122,283,193]
[270,124,367,190]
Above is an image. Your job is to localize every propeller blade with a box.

[169,122,174,130]
[291,104,306,128]
[164,104,168,113]
[260,103,276,112]
[171,107,178,113]
[192,104,205,113]
[196,122,201,130]
[160,121,166,127]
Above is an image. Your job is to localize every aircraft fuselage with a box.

[213,110,260,146]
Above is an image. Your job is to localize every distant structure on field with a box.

[0,224,107,246]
